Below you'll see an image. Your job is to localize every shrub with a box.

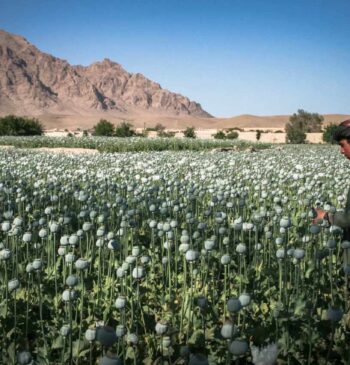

[93,119,114,136]
[0,115,43,136]
[322,123,338,144]
[114,121,136,137]
[256,130,262,141]
[213,130,226,139]
[183,126,196,139]
[158,130,176,138]
[226,130,239,140]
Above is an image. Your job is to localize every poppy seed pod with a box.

[326,307,343,322]
[238,293,251,307]
[65,253,75,263]
[99,354,123,365]
[276,248,286,260]
[293,248,305,260]
[39,228,48,238]
[116,267,126,278]
[0,248,11,260]
[220,254,231,265]
[22,232,32,243]
[221,320,237,339]
[155,321,168,335]
[204,239,215,251]
[62,289,77,302]
[60,325,71,337]
[179,243,189,253]
[116,325,125,338]
[75,258,89,270]
[8,278,20,292]
[26,263,34,273]
[229,339,249,355]
[132,266,145,279]
[96,326,118,347]
[309,225,321,235]
[49,222,60,233]
[162,336,171,348]
[196,295,208,309]
[189,353,209,365]
[115,296,127,309]
[127,333,138,346]
[185,249,199,262]
[227,298,242,313]
[236,243,247,254]
[1,221,11,232]
[17,351,32,365]
[85,328,96,342]
[66,275,78,287]
[341,241,350,249]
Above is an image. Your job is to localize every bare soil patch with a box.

[35,147,98,154]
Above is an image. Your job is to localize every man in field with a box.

[315,119,350,242]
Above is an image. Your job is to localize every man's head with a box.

[333,119,350,160]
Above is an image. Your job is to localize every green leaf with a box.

[188,330,205,347]
[51,335,64,350]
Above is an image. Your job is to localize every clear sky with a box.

[1,0,349,117]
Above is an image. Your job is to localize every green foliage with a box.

[322,123,338,144]
[256,129,262,141]
[212,130,226,139]
[92,119,115,136]
[226,130,239,140]
[290,109,324,132]
[285,125,307,144]
[82,130,89,137]
[183,126,196,138]
[0,115,43,136]
[0,135,270,152]
[228,127,243,132]
[158,130,176,138]
[114,121,136,137]
[285,109,324,143]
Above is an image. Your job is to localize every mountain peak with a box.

[0,29,212,118]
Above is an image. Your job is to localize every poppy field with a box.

[0,145,349,365]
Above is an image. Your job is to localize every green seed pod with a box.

[99,354,123,365]
[227,298,242,313]
[96,326,118,347]
[189,353,209,365]
[229,340,248,355]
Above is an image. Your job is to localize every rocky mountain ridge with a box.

[0,29,211,118]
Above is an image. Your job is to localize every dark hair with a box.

[333,119,350,143]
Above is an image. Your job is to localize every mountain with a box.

[0,29,212,121]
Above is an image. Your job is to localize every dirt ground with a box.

[44,129,324,143]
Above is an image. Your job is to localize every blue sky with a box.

[1,0,349,117]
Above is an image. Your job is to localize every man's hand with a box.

[312,208,327,224]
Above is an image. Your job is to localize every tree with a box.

[322,123,338,144]
[285,126,307,144]
[285,109,324,143]
[93,119,114,136]
[183,126,196,139]
[0,115,43,136]
[114,121,136,137]
[213,130,226,139]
